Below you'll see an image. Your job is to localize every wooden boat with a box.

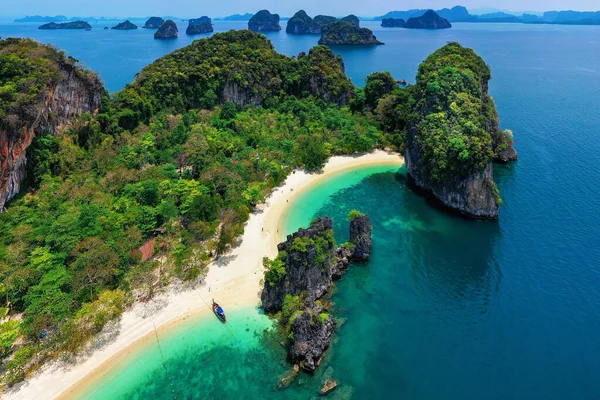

[212,299,226,323]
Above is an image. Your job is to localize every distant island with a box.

[154,19,178,39]
[218,13,254,21]
[381,18,406,27]
[248,9,281,32]
[15,15,68,23]
[186,16,213,35]
[39,21,92,30]
[319,21,383,45]
[404,10,452,29]
[111,20,138,30]
[286,10,340,34]
[143,17,164,29]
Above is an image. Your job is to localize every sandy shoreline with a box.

[6,150,404,400]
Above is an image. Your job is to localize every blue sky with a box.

[5,0,600,18]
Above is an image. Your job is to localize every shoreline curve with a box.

[6,150,404,400]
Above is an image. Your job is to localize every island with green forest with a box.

[0,30,515,389]
[111,20,138,30]
[38,21,91,30]
[319,21,383,45]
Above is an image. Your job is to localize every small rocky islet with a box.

[38,21,91,30]
[404,10,452,29]
[154,19,178,39]
[248,9,281,31]
[111,20,138,30]
[186,16,213,35]
[142,16,164,29]
[261,213,373,374]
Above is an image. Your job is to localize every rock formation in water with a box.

[404,10,452,29]
[248,10,281,32]
[0,38,104,212]
[493,129,518,163]
[38,21,92,30]
[340,14,360,28]
[143,17,164,29]
[349,214,372,262]
[382,18,406,27]
[319,21,383,45]
[111,20,138,30]
[289,307,336,371]
[314,15,338,26]
[186,16,213,35]
[404,42,515,219]
[286,10,322,34]
[154,20,178,39]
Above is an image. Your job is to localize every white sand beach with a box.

[6,150,404,400]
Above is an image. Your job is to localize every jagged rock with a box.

[289,310,336,371]
[320,379,337,396]
[493,130,518,163]
[0,39,104,212]
[154,20,178,39]
[404,10,452,29]
[382,18,406,27]
[111,20,138,30]
[143,17,164,29]
[278,364,300,389]
[340,15,360,28]
[248,10,281,32]
[349,214,372,262]
[319,21,383,45]
[261,217,336,312]
[186,16,213,35]
[495,142,518,163]
[39,21,91,30]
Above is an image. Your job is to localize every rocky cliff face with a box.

[405,137,500,218]
[261,217,335,312]
[248,10,281,32]
[0,60,104,212]
[349,214,372,262]
[154,20,178,39]
[289,309,336,371]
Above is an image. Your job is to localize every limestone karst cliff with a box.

[0,38,104,212]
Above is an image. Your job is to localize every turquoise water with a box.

[3,20,600,400]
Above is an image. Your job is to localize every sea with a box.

[1,19,600,400]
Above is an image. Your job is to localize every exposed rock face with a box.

[0,60,104,212]
[286,10,321,34]
[154,20,178,39]
[405,140,500,218]
[493,130,518,163]
[143,17,164,29]
[248,10,281,32]
[382,18,406,27]
[320,379,338,395]
[300,47,352,107]
[39,21,91,30]
[111,20,138,30]
[405,10,452,29]
[319,21,383,45]
[494,143,518,163]
[349,215,372,262]
[261,217,335,312]
[289,310,336,371]
[340,14,360,28]
[186,16,213,35]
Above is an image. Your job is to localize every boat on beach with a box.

[212,299,226,323]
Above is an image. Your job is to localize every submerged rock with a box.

[154,20,178,39]
[248,10,281,32]
[349,214,372,262]
[278,364,300,389]
[186,16,213,35]
[289,310,336,371]
[319,379,338,395]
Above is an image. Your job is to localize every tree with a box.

[69,238,119,301]
[187,194,219,223]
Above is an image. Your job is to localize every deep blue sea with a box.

[2,20,600,400]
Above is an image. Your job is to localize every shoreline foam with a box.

[6,150,404,400]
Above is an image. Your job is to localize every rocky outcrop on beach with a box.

[261,217,336,312]
[382,18,406,27]
[154,20,178,39]
[0,40,104,212]
[349,214,372,262]
[143,17,164,29]
[404,10,452,29]
[289,308,336,371]
[248,10,281,32]
[319,21,383,45]
[38,21,91,30]
[111,20,138,30]
[186,16,213,35]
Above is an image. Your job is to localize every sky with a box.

[4,0,600,18]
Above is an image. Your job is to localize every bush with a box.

[348,209,364,220]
